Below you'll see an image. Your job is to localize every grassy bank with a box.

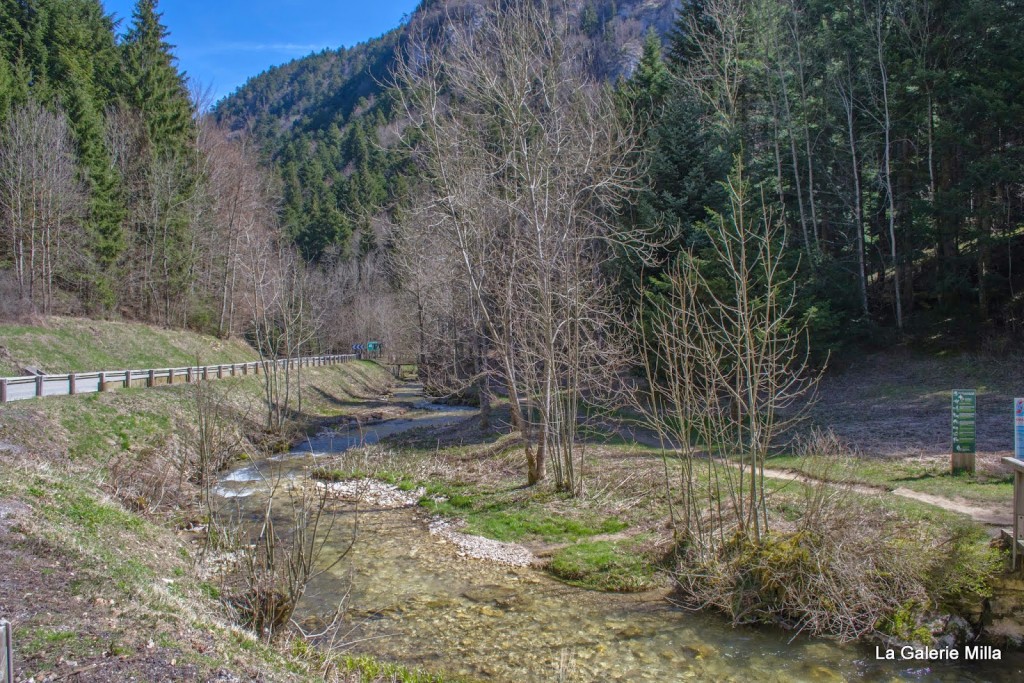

[767,452,1014,507]
[0,326,455,681]
[0,315,260,377]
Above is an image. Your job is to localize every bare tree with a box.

[868,0,904,330]
[395,0,644,493]
[0,100,84,314]
[241,232,323,432]
[197,124,277,337]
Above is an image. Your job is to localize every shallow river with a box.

[215,384,1022,682]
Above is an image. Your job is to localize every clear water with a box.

[216,385,1023,682]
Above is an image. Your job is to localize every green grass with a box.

[336,654,455,683]
[19,627,101,662]
[549,537,658,592]
[420,490,628,543]
[766,453,1013,506]
[55,394,173,462]
[0,315,258,376]
[56,492,144,533]
[315,464,631,545]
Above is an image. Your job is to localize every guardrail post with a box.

[0,378,7,403]
[35,375,44,398]
[217,365,223,379]
[147,369,155,388]
[2,618,12,683]
[69,373,77,395]
[98,372,106,392]
[187,367,193,384]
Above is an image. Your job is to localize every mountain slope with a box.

[214,0,680,261]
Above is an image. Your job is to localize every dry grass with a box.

[0,359,441,681]
[809,349,1024,458]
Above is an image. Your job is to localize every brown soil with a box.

[810,349,1023,459]
[0,499,231,683]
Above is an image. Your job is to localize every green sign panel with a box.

[952,389,977,453]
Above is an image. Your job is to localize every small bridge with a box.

[378,359,419,380]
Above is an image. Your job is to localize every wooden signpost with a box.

[1005,454,1024,572]
[1016,398,1024,460]
[951,389,977,474]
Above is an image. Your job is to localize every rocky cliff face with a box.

[216,0,679,138]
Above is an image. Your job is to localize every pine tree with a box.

[47,0,127,311]
[120,0,193,158]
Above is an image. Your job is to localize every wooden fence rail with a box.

[0,354,356,404]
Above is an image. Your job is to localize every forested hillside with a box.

[0,0,340,359]
[5,0,1024,664]
[214,0,680,262]
[626,0,1024,349]
[1,0,195,317]
[213,0,1024,353]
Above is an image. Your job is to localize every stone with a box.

[681,643,718,659]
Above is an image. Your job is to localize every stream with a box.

[214,384,1022,682]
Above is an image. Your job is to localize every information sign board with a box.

[952,389,977,454]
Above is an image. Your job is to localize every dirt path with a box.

[612,423,1013,530]
[758,466,1013,528]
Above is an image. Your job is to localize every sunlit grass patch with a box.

[549,537,658,592]
[766,453,1013,506]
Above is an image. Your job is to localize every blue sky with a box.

[102,1,421,104]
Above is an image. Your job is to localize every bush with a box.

[671,486,996,643]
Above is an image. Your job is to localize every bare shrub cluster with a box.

[227,480,351,641]
[674,493,929,642]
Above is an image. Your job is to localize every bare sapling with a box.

[188,364,246,542]
[231,467,354,642]
[634,157,819,555]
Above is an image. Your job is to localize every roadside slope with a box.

[0,319,446,682]
[0,316,258,377]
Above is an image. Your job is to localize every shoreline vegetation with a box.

[1,0,1023,679]
[1,318,1019,682]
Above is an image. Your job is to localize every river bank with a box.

[212,382,1023,681]
[2,330,1022,681]
[0,354,448,681]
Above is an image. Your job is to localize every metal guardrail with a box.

[0,355,356,403]
[1,620,11,683]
